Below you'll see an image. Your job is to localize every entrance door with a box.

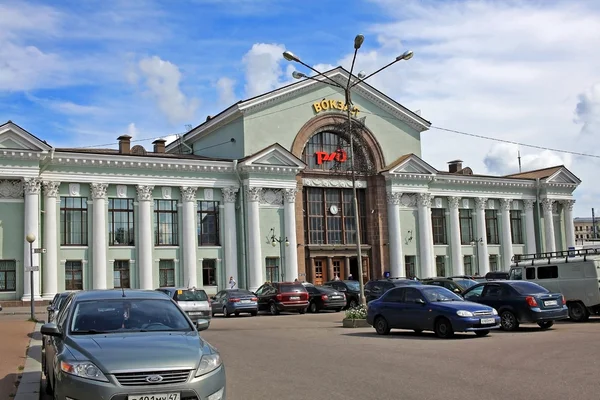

[333,259,344,280]
[349,257,370,281]
[314,259,324,286]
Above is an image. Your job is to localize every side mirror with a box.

[196,319,210,332]
[453,288,461,294]
[415,298,426,305]
[210,296,216,301]
[339,287,347,292]
[40,323,62,338]
[46,306,55,312]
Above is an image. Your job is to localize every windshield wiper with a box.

[72,329,109,335]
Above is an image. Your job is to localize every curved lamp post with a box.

[269,228,289,282]
[26,233,36,320]
[283,35,413,306]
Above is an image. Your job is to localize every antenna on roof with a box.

[518,149,522,173]
[121,286,126,297]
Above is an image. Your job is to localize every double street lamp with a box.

[283,34,413,306]
[269,228,289,282]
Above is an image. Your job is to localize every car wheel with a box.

[299,308,306,314]
[309,302,318,313]
[374,316,390,335]
[537,321,554,329]
[234,311,240,317]
[223,306,230,318]
[434,317,454,339]
[45,372,53,395]
[500,311,519,331]
[475,330,490,337]
[348,299,358,308]
[413,329,423,334]
[251,311,258,316]
[269,302,279,316]
[335,308,343,312]
[568,302,590,322]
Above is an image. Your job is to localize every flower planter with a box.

[342,318,370,328]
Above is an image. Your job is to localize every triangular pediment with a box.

[386,154,437,175]
[239,143,306,169]
[0,121,52,151]
[545,167,581,185]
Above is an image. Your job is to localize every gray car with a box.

[41,289,226,400]
[158,287,212,325]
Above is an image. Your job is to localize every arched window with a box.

[302,131,352,171]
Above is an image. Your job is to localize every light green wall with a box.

[0,201,24,300]
[259,207,285,281]
[192,117,244,159]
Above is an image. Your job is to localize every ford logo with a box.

[145,375,164,383]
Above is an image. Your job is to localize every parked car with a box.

[485,271,509,281]
[47,292,72,323]
[41,289,225,400]
[211,289,258,317]
[302,282,346,313]
[420,278,469,294]
[450,278,479,290]
[323,280,361,308]
[450,275,487,283]
[366,285,500,338]
[364,278,422,303]
[255,282,309,315]
[156,287,212,325]
[462,281,568,331]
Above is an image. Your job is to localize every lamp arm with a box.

[296,58,344,89]
[350,58,400,89]
[300,74,342,89]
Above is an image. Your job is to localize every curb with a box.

[15,322,43,400]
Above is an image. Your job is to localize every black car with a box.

[323,280,361,308]
[364,278,422,303]
[462,281,569,331]
[421,278,468,294]
[485,271,510,281]
[302,283,346,313]
[47,292,71,323]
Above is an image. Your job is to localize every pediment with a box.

[387,154,437,175]
[545,168,580,185]
[239,143,306,169]
[0,121,52,151]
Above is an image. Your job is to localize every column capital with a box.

[91,183,108,199]
[284,187,299,203]
[416,193,432,208]
[387,192,402,205]
[541,198,555,213]
[245,186,262,202]
[499,198,512,211]
[474,197,488,210]
[23,178,41,195]
[524,199,535,211]
[43,181,61,198]
[136,185,155,201]
[221,187,239,203]
[180,186,198,202]
[560,199,576,211]
[447,196,461,210]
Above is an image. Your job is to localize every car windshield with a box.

[55,294,69,310]
[176,289,208,301]
[344,281,360,291]
[393,280,421,286]
[454,279,477,289]
[70,299,192,334]
[510,282,549,295]
[422,287,463,302]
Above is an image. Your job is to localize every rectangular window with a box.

[266,257,280,283]
[526,267,536,279]
[202,259,217,286]
[489,255,499,272]
[435,256,446,277]
[65,260,83,290]
[0,260,16,291]
[197,201,220,246]
[431,209,447,245]
[108,198,134,246]
[459,209,474,244]
[113,260,130,288]
[537,265,558,279]
[464,256,474,276]
[510,210,523,244]
[159,259,175,287]
[154,200,179,246]
[485,210,499,244]
[60,197,88,246]
[404,255,416,278]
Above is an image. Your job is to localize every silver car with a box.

[158,287,212,325]
[41,289,226,400]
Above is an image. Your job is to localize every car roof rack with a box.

[512,247,600,266]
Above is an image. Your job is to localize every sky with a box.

[1,0,600,217]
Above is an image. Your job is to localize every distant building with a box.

[573,217,599,244]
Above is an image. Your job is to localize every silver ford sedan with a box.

[41,289,226,400]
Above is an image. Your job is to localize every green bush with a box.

[344,304,367,320]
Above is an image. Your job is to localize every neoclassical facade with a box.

[0,67,580,301]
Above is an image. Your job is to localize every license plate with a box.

[128,393,180,400]
[480,318,495,324]
[289,296,300,300]
[544,300,558,306]
[189,312,203,315]
[331,296,342,299]
[240,300,251,303]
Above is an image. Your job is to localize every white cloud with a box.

[215,77,237,105]
[126,123,139,139]
[242,43,286,97]
[574,83,600,136]
[135,56,200,124]
[483,143,572,176]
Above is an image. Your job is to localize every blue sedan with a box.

[366,285,501,338]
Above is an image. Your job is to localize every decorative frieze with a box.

[204,188,214,201]
[400,193,417,207]
[43,181,60,198]
[302,178,367,189]
[90,183,108,199]
[116,185,128,198]
[23,178,42,195]
[0,179,24,198]
[136,185,154,201]
[260,188,283,206]
[387,192,402,205]
[161,187,172,199]
[283,188,298,203]
[68,183,80,196]
[245,187,262,202]
[180,186,198,202]
[221,187,239,203]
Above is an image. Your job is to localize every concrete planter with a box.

[342,318,370,328]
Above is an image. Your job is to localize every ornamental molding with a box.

[136,185,154,201]
[180,186,198,202]
[523,199,534,211]
[23,178,42,195]
[221,187,239,203]
[260,188,283,206]
[238,165,302,174]
[416,193,432,208]
[302,178,367,189]
[400,193,417,208]
[474,197,488,210]
[245,186,262,202]
[447,196,461,210]
[560,199,575,211]
[541,198,554,213]
[90,183,108,199]
[0,150,43,160]
[499,198,512,212]
[387,192,402,205]
[283,187,299,203]
[0,179,24,198]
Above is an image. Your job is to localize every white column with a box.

[283,187,299,282]
[447,196,464,276]
[499,198,513,271]
[42,181,60,299]
[416,193,434,278]
[221,187,239,286]
[541,198,556,253]
[246,187,263,292]
[181,186,198,287]
[136,185,154,289]
[561,200,576,249]
[474,197,490,275]
[91,183,108,289]
[386,192,404,278]
[22,178,42,301]
[524,199,537,254]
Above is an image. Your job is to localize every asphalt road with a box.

[39,312,600,400]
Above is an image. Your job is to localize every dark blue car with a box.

[366,285,501,338]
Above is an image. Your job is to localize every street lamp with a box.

[470,238,483,275]
[284,35,413,306]
[269,228,289,282]
[25,233,36,320]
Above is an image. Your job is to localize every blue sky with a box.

[1,0,600,217]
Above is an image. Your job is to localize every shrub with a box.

[344,304,367,320]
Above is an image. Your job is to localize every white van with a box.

[508,248,600,322]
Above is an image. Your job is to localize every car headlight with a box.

[456,310,474,317]
[195,353,222,377]
[60,360,108,382]
[492,308,498,315]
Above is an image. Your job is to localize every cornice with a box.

[433,175,534,188]
[384,173,434,181]
[238,165,302,174]
[243,178,299,190]
[302,177,367,189]
[0,150,45,160]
